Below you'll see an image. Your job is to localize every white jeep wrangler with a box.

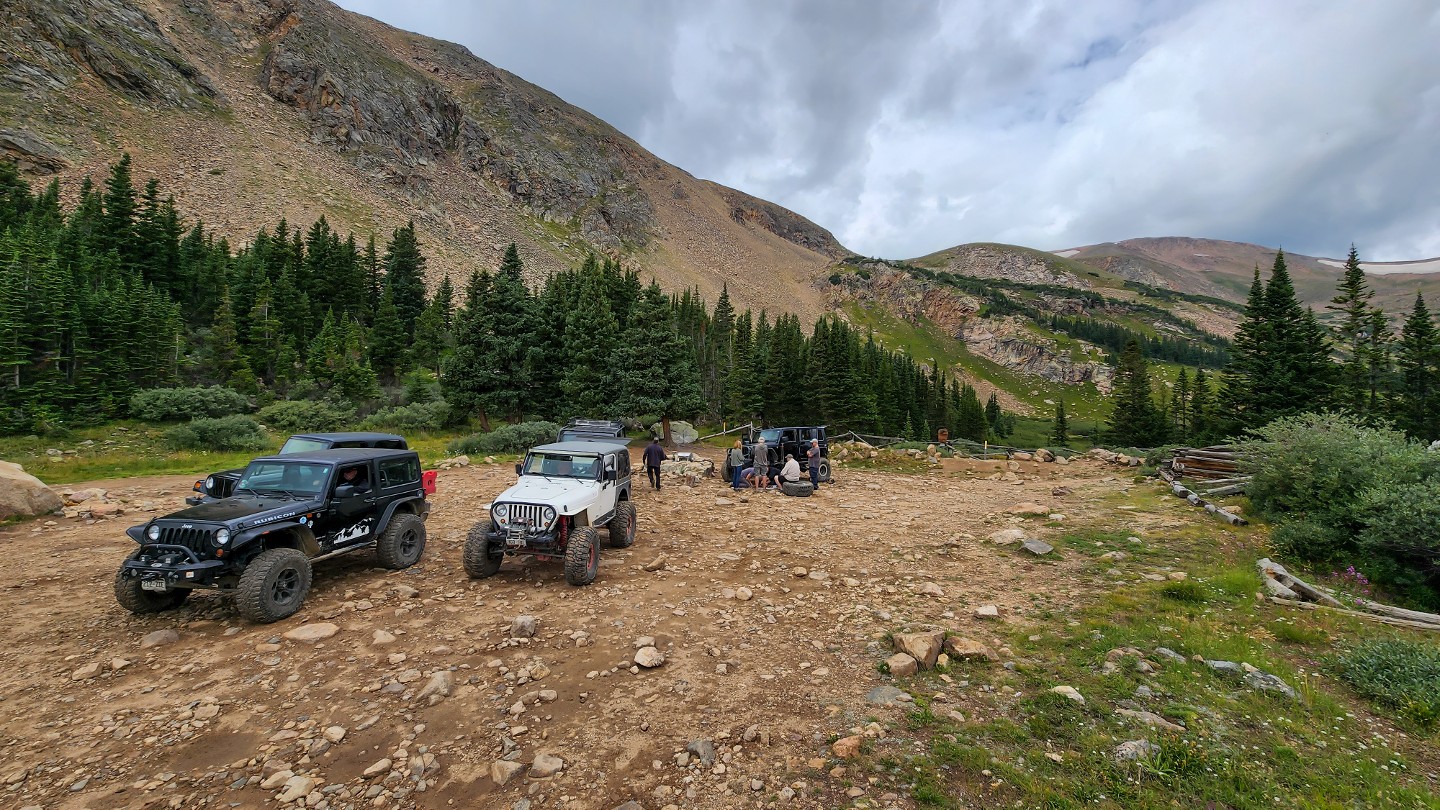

[463,438,636,585]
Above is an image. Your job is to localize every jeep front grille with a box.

[154,526,214,554]
[503,504,551,530]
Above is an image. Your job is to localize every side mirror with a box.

[335,484,358,498]
[515,463,524,476]
[605,468,618,481]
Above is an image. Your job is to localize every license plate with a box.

[140,579,169,592]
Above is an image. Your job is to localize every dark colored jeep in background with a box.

[120,447,431,622]
[187,432,409,505]
[723,426,830,481]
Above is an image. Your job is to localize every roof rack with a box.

[557,419,627,442]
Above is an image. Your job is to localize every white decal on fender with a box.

[334,517,374,545]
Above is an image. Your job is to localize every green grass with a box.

[1335,639,1440,730]
[843,484,1440,809]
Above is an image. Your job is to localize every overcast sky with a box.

[334,0,1440,262]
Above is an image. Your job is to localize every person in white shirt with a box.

[778,454,802,488]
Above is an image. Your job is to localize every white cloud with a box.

[334,0,1440,261]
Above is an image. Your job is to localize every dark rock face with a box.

[716,184,848,259]
[253,0,655,249]
[0,0,217,107]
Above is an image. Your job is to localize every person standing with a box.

[642,437,667,491]
[754,436,770,469]
[807,439,822,487]
[728,439,746,490]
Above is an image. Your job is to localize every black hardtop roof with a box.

[252,447,416,464]
[756,426,827,432]
[530,440,629,454]
[289,432,405,442]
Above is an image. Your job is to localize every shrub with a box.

[163,415,269,452]
[1357,481,1440,588]
[447,421,559,456]
[1241,412,1436,531]
[1336,639,1440,729]
[359,401,451,433]
[131,386,250,422]
[257,400,356,434]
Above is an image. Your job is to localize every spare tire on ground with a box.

[780,480,814,497]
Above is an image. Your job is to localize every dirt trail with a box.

[0,453,1130,810]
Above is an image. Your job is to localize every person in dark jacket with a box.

[807,439,822,487]
[642,437,667,490]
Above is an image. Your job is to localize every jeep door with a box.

[595,454,620,520]
[324,462,378,547]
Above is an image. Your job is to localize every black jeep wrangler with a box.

[463,438,636,586]
[186,432,408,505]
[723,426,831,482]
[118,448,431,623]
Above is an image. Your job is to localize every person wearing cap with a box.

[642,436,667,490]
[806,439,822,487]
[777,453,802,490]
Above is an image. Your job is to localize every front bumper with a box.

[120,544,228,590]
[490,521,562,553]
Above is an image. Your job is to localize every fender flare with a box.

[375,496,429,535]
[234,522,320,557]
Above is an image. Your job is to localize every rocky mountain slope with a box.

[1057,237,1440,317]
[0,0,847,320]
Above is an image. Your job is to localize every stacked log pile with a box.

[1171,446,1243,480]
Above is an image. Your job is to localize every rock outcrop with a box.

[0,461,63,520]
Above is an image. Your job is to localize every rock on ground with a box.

[0,460,63,519]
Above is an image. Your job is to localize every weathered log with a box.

[1194,476,1252,487]
[1200,483,1248,498]
[1348,597,1440,625]
[1257,558,1343,607]
[1202,502,1248,525]
[1268,597,1440,632]
[1180,449,1239,462]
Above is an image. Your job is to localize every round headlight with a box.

[214,528,231,546]
[492,503,509,523]
[542,506,556,524]
[205,476,215,491]
[146,524,161,541]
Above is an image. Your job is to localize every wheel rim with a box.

[399,528,419,560]
[271,567,300,605]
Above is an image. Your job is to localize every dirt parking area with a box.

[0,452,1133,810]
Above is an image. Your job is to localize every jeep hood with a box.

[158,496,317,525]
[494,476,601,514]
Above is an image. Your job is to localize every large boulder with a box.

[0,461,62,520]
[650,421,699,444]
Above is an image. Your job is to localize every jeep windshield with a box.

[522,452,600,479]
[279,437,332,454]
[757,429,783,443]
[235,460,331,498]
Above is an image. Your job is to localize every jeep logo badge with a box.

[181,524,192,529]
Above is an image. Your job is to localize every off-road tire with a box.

[781,480,814,497]
[376,513,426,570]
[564,526,600,586]
[608,501,637,548]
[113,568,191,614]
[463,519,502,579]
[721,459,733,483]
[818,459,831,482]
[236,548,313,623]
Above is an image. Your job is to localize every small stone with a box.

[943,636,998,663]
[1167,571,1188,581]
[1021,539,1054,555]
[831,735,863,759]
[110,657,132,672]
[885,653,918,677]
[1007,502,1047,515]
[866,685,908,705]
[987,528,1028,545]
[276,775,315,803]
[260,770,294,790]
[634,647,665,668]
[418,671,455,701]
[916,582,945,597]
[791,567,808,577]
[282,623,339,643]
[643,555,666,572]
[1049,685,1084,703]
[491,759,525,785]
[893,631,944,669]
[364,759,392,777]
[528,753,564,778]
[735,587,753,601]
[1116,708,1186,732]
[193,704,220,720]
[70,662,102,681]
[1114,740,1157,762]
[686,739,716,766]
[372,630,397,645]
[140,629,179,648]
[510,616,537,638]
[323,726,346,743]
[974,605,1000,619]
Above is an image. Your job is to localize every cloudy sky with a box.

[334,0,1440,262]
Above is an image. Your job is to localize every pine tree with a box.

[1190,367,1214,443]
[100,153,138,263]
[383,222,428,333]
[955,383,987,442]
[1363,307,1393,416]
[368,287,407,383]
[1327,244,1374,414]
[247,277,281,382]
[1395,292,1439,440]
[1051,398,1069,446]
[615,282,703,444]
[441,259,539,428]
[559,272,619,417]
[206,290,247,386]
[984,392,1002,432]
[1170,367,1191,442]
[1107,339,1166,446]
